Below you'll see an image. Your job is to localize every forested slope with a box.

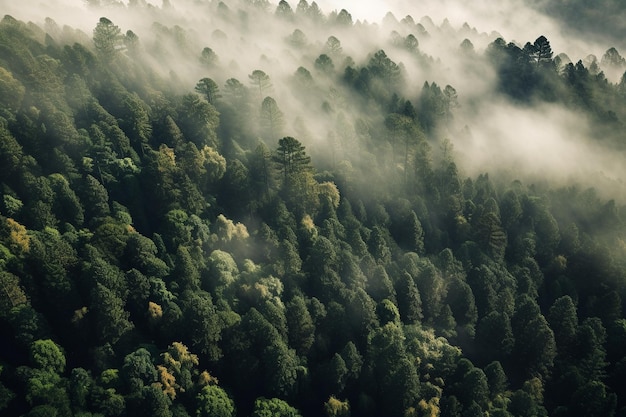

[1,1,626,417]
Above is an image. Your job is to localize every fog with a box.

[3,0,626,199]
[454,101,623,186]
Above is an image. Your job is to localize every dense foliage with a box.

[1,1,626,417]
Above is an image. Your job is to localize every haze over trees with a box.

[1,1,626,417]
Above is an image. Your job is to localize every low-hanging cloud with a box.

[452,99,626,200]
[3,0,626,200]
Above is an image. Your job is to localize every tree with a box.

[122,348,157,392]
[531,35,553,67]
[367,322,420,416]
[273,136,312,182]
[177,94,220,149]
[196,385,235,417]
[575,317,608,382]
[262,341,300,399]
[260,96,285,139]
[474,198,507,261]
[512,296,556,379]
[292,66,313,89]
[0,271,28,318]
[30,339,65,374]
[91,283,134,344]
[386,114,423,185]
[405,34,419,52]
[249,70,273,100]
[415,261,445,322]
[0,67,25,118]
[325,36,342,55]
[484,361,508,399]
[446,277,478,336]
[475,311,514,363]
[171,245,200,291]
[252,397,302,417]
[49,174,84,226]
[287,29,307,48]
[286,296,315,356]
[68,368,92,411]
[368,264,395,302]
[315,54,334,75]
[547,295,578,355]
[160,342,200,395]
[195,78,221,104]
[377,299,400,325]
[275,0,294,20]
[458,367,489,409]
[124,29,140,52]
[368,50,402,86]
[335,9,352,26]
[570,381,616,417]
[80,174,110,220]
[396,272,423,324]
[119,93,151,152]
[324,396,350,417]
[127,385,173,417]
[93,17,123,61]
[601,47,625,68]
[200,47,219,67]
[499,190,522,231]
[306,1,324,22]
[223,78,249,105]
[181,292,222,361]
[367,227,391,265]
[0,122,23,182]
[295,0,309,16]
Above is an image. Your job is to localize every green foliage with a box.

[2,9,626,417]
[252,397,302,417]
[273,136,311,181]
[177,94,220,149]
[91,282,134,344]
[122,348,157,392]
[30,339,66,374]
[196,385,235,417]
[93,17,123,61]
[195,78,221,105]
[286,295,315,356]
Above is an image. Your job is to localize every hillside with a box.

[1,1,626,416]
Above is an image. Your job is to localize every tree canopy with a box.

[0,5,626,417]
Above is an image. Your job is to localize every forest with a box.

[1,0,626,416]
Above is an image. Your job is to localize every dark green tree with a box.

[90,283,134,344]
[122,348,157,392]
[531,35,553,67]
[252,397,302,417]
[286,295,315,356]
[181,291,222,362]
[273,136,312,182]
[395,272,423,324]
[547,295,578,356]
[177,94,220,149]
[196,385,235,417]
[195,78,221,105]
